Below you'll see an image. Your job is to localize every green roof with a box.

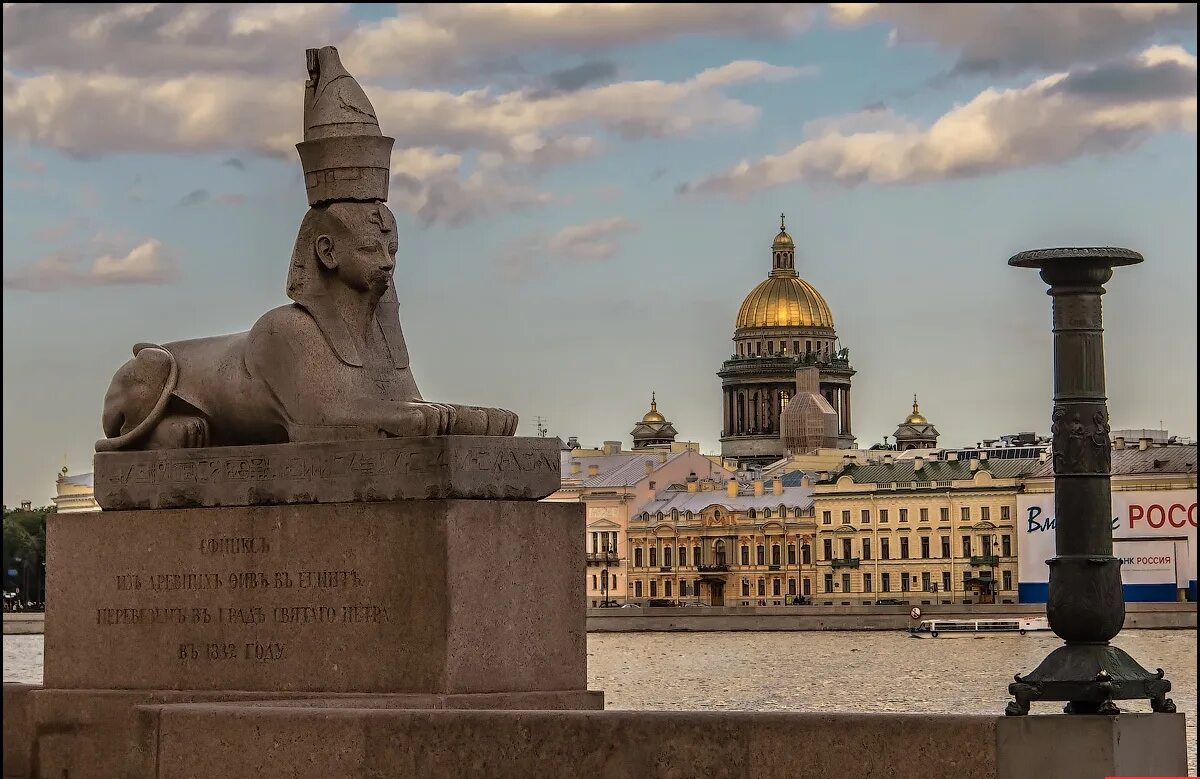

[821,457,1042,485]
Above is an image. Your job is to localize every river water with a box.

[6,631,1196,772]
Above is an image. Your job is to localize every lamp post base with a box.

[1005,642,1175,716]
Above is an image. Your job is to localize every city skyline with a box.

[3,4,1198,505]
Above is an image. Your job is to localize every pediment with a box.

[587,519,622,530]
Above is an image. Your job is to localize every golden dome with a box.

[904,395,928,425]
[773,230,794,248]
[642,393,665,423]
[736,275,834,329]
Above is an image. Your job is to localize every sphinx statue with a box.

[96,47,517,452]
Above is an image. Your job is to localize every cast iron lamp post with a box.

[1005,247,1174,716]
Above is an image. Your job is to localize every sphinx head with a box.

[288,201,398,301]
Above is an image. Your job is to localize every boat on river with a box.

[908,617,1049,638]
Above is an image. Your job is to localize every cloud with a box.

[540,61,618,95]
[686,45,1197,196]
[221,157,247,171]
[177,188,210,207]
[343,4,817,82]
[4,56,803,224]
[499,216,638,282]
[4,238,180,292]
[826,3,1197,77]
[31,216,92,244]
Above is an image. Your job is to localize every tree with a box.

[3,505,52,605]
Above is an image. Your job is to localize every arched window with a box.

[715,540,727,566]
[764,508,772,519]
[714,510,721,519]
[749,508,757,519]
[656,512,663,522]
[670,509,678,521]
[685,511,693,521]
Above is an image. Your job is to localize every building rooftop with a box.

[560,450,699,489]
[820,457,1043,485]
[1030,444,1196,478]
[634,483,813,517]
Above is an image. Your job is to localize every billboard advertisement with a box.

[1017,489,1197,602]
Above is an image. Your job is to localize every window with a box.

[802,545,811,564]
[842,573,851,593]
[803,578,811,596]
[665,580,672,597]
[920,508,929,522]
[941,536,951,558]
[842,539,852,559]
[824,574,834,593]
[881,573,891,592]
[663,547,672,568]
[749,508,757,520]
[1003,570,1012,590]
[767,341,774,354]
[940,507,949,522]
[943,571,952,592]
[649,548,658,567]
[693,545,702,565]
[863,573,873,593]
[650,581,657,597]
[741,546,750,566]
[679,547,687,567]
[822,511,832,525]
[591,532,598,553]
[901,572,910,591]
[899,509,908,522]
[880,509,889,523]
[1000,534,1012,557]
[787,544,796,565]
[757,579,766,597]
[981,535,993,555]
[757,545,766,566]
[862,538,872,561]
[671,509,678,522]
[680,580,688,597]
[900,537,910,559]
[881,538,891,560]
[920,537,930,559]
[963,571,972,585]
[742,578,750,597]
[764,509,772,519]
[592,575,597,590]
[634,548,643,568]
[612,575,618,588]
[773,579,781,596]
[841,510,851,525]
[635,581,642,598]
[961,506,970,521]
[771,545,781,566]
[1001,506,1011,521]
[921,572,931,592]
[823,539,833,560]
[981,506,991,521]
[962,536,972,557]
[715,540,726,566]
[805,340,812,353]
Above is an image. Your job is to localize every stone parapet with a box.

[93,436,561,510]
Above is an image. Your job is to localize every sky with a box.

[2,3,1197,506]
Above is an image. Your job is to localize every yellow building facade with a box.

[626,476,818,606]
[810,453,1042,605]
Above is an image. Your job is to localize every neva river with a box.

[6,630,1196,771]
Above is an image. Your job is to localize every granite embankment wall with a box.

[585,602,1197,632]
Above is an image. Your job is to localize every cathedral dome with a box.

[736,275,834,329]
[641,393,665,423]
[772,229,794,248]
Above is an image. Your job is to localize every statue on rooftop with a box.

[96,46,517,452]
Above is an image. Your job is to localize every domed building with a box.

[719,216,855,466]
[630,393,679,450]
[893,395,939,450]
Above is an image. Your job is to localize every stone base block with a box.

[46,499,586,694]
[9,686,603,779]
[128,707,1186,779]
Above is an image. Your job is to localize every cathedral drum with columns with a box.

[719,217,856,467]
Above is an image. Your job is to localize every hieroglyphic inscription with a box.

[97,535,392,663]
[102,447,558,488]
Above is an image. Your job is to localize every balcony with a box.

[971,555,1000,567]
[768,564,781,571]
[660,566,672,572]
[697,564,729,573]
[585,552,621,566]
[831,558,860,569]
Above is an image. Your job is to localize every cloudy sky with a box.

[3,3,1196,505]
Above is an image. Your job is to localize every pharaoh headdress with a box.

[286,46,407,370]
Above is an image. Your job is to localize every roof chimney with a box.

[602,440,621,455]
[913,456,925,471]
[883,454,894,466]
[644,460,655,476]
[817,470,830,482]
[1113,437,1125,450]
[727,479,739,498]
[566,436,580,449]
[570,460,581,476]
[688,480,699,493]
[946,451,958,462]
[800,475,812,488]
[969,458,980,472]
[979,451,989,461]
[587,464,600,478]
[753,479,765,497]
[1038,451,1049,462]
[1138,437,1151,451]
[772,477,783,496]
